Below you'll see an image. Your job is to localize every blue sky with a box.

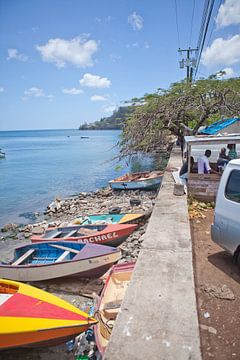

[0,0,239,130]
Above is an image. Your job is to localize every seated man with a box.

[227,144,238,160]
[217,147,229,169]
[180,156,194,181]
[197,149,218,174]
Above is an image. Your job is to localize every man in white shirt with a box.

[197,149,212,174]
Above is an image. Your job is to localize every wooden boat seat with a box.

[46,231,62,239]
[49,244,79,254]
[63,230,77,238]
[55,250,70,262]
[12,249,35,266]
[103,300,122,319]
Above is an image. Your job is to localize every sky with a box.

[0,0,239,130]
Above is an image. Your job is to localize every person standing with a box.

[197,149,212,174]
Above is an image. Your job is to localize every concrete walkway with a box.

[104,148,201,360]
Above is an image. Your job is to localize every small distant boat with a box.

[0,241,121,282]
[94,262,135,356]
[0,279,97,350]
[31,224,137,247]
[109,171,163,190]
[80,136,89,139]
[69,213,145,226]
[0,149,5,158]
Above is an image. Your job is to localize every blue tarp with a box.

[200,117,240,135]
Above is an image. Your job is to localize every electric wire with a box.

[206,0,223,47]
[174,0,181,48]
[194,0,215,80]
[189,0,196,47]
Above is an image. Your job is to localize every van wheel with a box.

[234,250,240,268]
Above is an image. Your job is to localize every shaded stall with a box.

[185,135,240,202]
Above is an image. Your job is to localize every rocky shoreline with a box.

[1,187,157,263]
[0,187,158,359]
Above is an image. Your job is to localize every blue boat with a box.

[0,241,121,282]
[109,171,163,190]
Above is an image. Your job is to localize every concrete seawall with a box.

[104,148,201,359]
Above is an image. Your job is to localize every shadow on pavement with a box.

[208,250,240,284]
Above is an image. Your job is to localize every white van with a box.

[211,159,240,263]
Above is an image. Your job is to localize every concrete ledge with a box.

[104,148,201,360]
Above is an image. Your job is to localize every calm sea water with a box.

[0,129,128,227]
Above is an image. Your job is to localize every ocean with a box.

[0,129,127,227]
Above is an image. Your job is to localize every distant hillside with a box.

[79,106,133,130]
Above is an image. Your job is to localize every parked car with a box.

[211,159,240,264]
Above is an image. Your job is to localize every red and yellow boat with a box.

[0,279,97,350]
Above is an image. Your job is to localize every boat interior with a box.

[45,225,107,239]
[113,171,163,182]
[12,242,84,266]
[97,268,133,343]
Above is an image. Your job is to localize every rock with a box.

[202,284,235,300]
[32,226,45,235]
[1,223,18,232]
[200,324,217,334]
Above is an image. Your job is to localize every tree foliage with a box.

[79,106,133,130]
[120,77,240,157]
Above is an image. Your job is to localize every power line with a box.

[194,0,215,80]
[206,0,223,48]
[189,0,196,47]
[174,0,181,48]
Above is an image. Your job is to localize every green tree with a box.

[120,77,240,157]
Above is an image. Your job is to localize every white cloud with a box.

[23,87,54,101]
[110,54,121,63]
[47,94,54,102]
[202,35,240,67]
[90,95,107,102]
[103,105,117,113]
[0,87,4,93]
[216,0,240,28]
[24,87,44,97]
[62,88,83,95]
[7,49,28,62]
[216,67,236,78]
[36,36,98,68]
[144,42,150,49]
[128,12,143,31]
[79,73,111,88]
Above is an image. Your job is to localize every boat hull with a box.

[109,177,162,190]
[31,224,137,246]
[109,171,163,190]
[0,279,97,350]
[0,242,121,282]
[69,213,145,226]
[94,262,135,356]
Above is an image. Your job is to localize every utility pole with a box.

[178,47,198,84]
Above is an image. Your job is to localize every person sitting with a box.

[179,156,194,181]
[217,147,229,169]
[197,149,218,174]
[227,144,237,160]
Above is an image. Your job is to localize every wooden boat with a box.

[0,241,121,282]
[69,213,145,226]
[0,150,5,158]
[31,223,137,247]
[109,171,163,190]
[0,279,97,350]
[94,262,135,356]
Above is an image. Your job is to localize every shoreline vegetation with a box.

[79,106,132,130]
